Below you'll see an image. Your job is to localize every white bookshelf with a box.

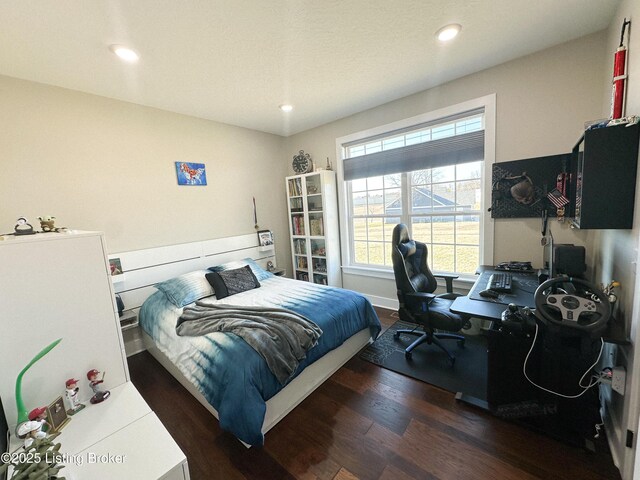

[286,170,341,287]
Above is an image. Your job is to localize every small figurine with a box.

[64,378,85,415]
[37,215,68,233]
[14,217,35,235]
[87,369,110,404]
[17,420,46,449]
[28,406,51,434]
[38,215,56,232]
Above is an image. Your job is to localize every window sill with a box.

[341,265,477,289]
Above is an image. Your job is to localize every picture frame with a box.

[175,162,207,186]
[109,257,123,276]
[257,230,274,247]
[46,396,70,432]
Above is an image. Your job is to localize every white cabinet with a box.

[8,383,189,480]
[0,231,128,426]
[286,170,341,287]
[0,231,188,479]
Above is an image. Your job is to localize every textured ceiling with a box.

[0,1,619,136]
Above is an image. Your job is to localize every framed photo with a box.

[109,257,123,276]
[257,230,274,246]
[175,162,207,186]
[46,396,70,432]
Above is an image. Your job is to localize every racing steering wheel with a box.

[534,276,611,333]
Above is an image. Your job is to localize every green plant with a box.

[15,339,62,425]
[0,432,65,479]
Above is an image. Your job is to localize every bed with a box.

[138,258,381,446]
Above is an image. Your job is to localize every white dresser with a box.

[0,231,188,479]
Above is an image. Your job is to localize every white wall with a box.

[285,32,606,302]
[595,2,640,477]
[0,75,290,270]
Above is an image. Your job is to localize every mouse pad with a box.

[468,271,538,308]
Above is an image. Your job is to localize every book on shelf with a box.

[309,218,324,236]
[294,239,307,254]
[289,197,303,212]
[288,178,302,197]
[292,215,305,236]
[314,274,328,285]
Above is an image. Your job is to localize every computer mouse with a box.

[479,289,500,299]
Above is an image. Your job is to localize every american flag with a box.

[547,188,569,208]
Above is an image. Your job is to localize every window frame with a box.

[335,94,496,283]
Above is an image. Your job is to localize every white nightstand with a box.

[119,310,139,331]
[9,383,189,479]
[119,310,145,357]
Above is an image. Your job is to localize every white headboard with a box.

[109,233,276,312]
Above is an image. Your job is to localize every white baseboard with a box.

[365,294,398,311]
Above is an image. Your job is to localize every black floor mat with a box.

[360,320,488,400]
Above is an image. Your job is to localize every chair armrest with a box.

[406,292,437,303]
[405,291,436,314]
[434,273,458,293]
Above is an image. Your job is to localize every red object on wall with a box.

[612,47,627,119]
[611,19,631,119]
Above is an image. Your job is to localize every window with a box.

[337,96,495,279]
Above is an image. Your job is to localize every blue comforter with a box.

[139,275,381,445]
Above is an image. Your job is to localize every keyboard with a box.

[488,272,512,293]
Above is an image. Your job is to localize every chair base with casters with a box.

[394,308,466,366]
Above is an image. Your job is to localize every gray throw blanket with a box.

[176,303,323,385]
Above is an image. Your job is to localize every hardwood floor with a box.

[128,307,621,480]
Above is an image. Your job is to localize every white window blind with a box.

[343,109,484,181]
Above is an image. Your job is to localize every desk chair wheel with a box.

[394,331,401,340]
[457,338,465,348]
[405,350,412,360]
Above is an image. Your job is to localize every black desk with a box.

[450,266,538,321]
[452,267,605,450]
[451,266,630,344]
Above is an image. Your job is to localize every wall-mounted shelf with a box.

[569,123,640,229]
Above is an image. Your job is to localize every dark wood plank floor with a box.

[128,307,620,480]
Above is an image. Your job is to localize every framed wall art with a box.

[175,162,207,186]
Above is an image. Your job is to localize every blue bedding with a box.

[139,274,381,445]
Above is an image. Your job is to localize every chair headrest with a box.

[399,240,416,258]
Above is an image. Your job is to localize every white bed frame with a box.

[110,233,374,446]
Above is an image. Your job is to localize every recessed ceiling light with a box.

[435,24,462,42]
[109,45,139,63]
[279,104,293,112]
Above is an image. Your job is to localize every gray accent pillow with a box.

[205,265,260,299]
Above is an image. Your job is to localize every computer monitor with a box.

[554,244,586,276]
[543,239,586,278]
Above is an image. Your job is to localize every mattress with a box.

[139,274,381,445]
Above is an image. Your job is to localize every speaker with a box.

[553,244,586,277]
